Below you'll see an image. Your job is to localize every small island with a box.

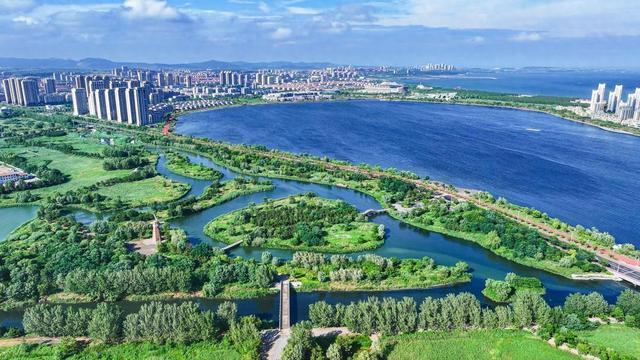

[165,151,222,180]
[482,273,546,303]
[204,193,385,253]
[279,252,471,291]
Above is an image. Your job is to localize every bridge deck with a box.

[221,240,243,252]
[279,280,291,330]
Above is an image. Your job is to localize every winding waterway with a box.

[176,100,640,247]
[160,152,627,322]
[2,100,638,326]
[0,151,630,327]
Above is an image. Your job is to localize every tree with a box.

[513,292,550,328]
[88,303,122,343]
[616,290,640,327]
[261,251,273,264]
[483,279,513,302]
[282,321,315,360]
[228,316,261,359]
[326,343,344,360]
[217,301,238,328]
[564,292,609,318]
[56,337,83,359]
[309,301,336,327]
[486,230,501,249]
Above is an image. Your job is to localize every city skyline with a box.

[1,0,640,68]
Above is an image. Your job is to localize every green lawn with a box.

[383,330,577,360]
[577,324,640,359]
[96,176,190,207]
[0,146,132,204]
[0,341,243,360]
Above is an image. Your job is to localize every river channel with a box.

[0,148,631,328]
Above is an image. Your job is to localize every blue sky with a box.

[1,0,639,68]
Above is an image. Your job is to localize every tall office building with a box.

[43,78,56,94]
[71,88,89,115]
[74,75,86,89]
[607,84,623,112]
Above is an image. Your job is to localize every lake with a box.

[0,206,37,241]
[176,100,640,247]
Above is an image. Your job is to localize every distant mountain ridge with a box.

[0,57,337,71]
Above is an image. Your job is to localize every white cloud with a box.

[258,1,270,13]
[381,0,640,37]
[122,0,183,20]
[0,0,35,10]
[511,32,542,42]
[270,27,293,40]
[287,6,320,15]
[467,36,485,43]
[12,15,38,25]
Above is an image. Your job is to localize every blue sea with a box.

[397,69,640,97]
[177,100,640,246]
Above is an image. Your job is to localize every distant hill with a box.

[0,57,337,71]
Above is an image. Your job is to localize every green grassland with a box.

[96,176,190,207]
[0,146,131,204]
[383,330,577,360]
[577,324,640,359]
[0,131,189,209]
[0,341,243,360]
[204,194,384,253]
[165,152,223,180]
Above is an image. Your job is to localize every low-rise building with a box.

[0,164,32,184]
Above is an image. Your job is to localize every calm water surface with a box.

[0,206,37,241]
[176,101,640,247]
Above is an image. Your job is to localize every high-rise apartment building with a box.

[125,87,147,126]
[43,78,56,94]
[589,83,607,113]
[114,87,128,123]
[20,78,40,106]
[607,85,624,112]
[71,88,89,115]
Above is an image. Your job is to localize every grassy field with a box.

[0,341,243,360]
[577,324,640,359]
[383,330,577,360]
[0,146,132,205]
[96,176,190,207]
[204,195,384,253]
